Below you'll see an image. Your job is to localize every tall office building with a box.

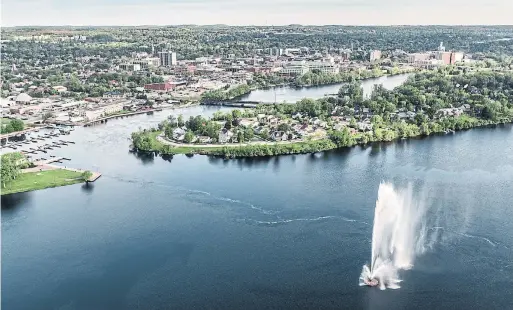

[159,51,177,67]
[270,48,284,56]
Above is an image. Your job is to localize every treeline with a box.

[131,129,176,155]
[7,25,511,62]
[1,153,30,188]
[249,73,289,88]
[209,139,337,158]
[293,68,385,87]
[202,84,251,101]
[256,70,513,122]
[1,119,25,134]
[208,114,509,158]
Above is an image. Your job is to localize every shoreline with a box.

[1,158,102,196]
[1,169,86,196]
[202,72,414,105]
[131,120,512,159]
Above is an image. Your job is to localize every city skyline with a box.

[2,0,513,27]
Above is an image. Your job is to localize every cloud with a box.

[2,0,512,26]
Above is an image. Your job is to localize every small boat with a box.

[363,278,379,287]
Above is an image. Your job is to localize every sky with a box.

[2,0,512,27]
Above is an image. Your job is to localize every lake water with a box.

[239,73,412,103]
[2,107,513,310]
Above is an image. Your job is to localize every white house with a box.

[239,119,257,128]
[15,93,32,105]
[197,136,212,143]
[357,122,373,132]
[172,127,186,140]
[52,86,68,93]
[218,128,234,143]
[271,131,288,141]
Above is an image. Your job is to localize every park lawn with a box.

[144,131,231,154]
[1,169,84,195]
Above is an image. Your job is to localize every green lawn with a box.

[1,169,84,195]
[143,131,225,154]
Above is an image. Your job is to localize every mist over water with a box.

[360,182,432,290]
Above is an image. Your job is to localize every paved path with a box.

[156,134,323,148]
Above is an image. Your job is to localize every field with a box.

[1,169,84,195]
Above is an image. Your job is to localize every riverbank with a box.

[205,72,414,105]
[131,117,512,159]
[291,69,416,88]
[132,130,335,157]
[1,169,85,195]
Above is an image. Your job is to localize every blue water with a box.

[2,108,513,309]
[239,73,412,102]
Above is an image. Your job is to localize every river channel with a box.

[239,73,412,103]
[2,106,513,309]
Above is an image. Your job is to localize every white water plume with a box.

[360,182,430,290]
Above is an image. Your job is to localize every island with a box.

[131,70,513,158]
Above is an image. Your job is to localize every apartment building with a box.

[159,51,177,67]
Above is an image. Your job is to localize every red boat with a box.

[364,278,379,287]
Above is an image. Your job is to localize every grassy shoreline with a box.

[132,118,512,158]
[1,169,84,195]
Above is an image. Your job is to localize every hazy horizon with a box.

[2,0,513,27]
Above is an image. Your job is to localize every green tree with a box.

[328,127,355,147]
[1,153,25,188]
[420,123,431,136]
[81,170,93,182]
[177,115,185,127]
[237,131,244,143]
[184,130,195,143]
[232,109,242,119]
[260,129,270,140]
[244,128,254,141]
[3,123,14,134]
[277,123,290,132]
[370,115,383,127]
[10,119,25,132]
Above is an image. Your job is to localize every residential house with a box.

[257,114,269,124]
[172,127,186,140]
[309,117,321,125]
[52,86,68,93]
[436,108,463,118]
[333,122,347,131]
[253,126,265,134]
[271,131,288,141]
[239,119,257,128]
[218,128,234,143]
[197,136,212,144]
[15,93,32,105]
[268,116,279,126]
[357,122,373,132]
[292,112,303,119]
[361,107,372,118]
[103,91,124,99]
